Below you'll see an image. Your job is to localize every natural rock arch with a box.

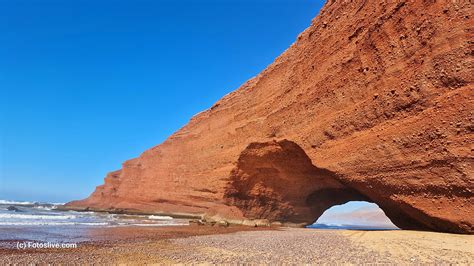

[224,140,446,231]
[67,1,473,234]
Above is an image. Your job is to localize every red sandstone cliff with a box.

[67,0,474,234]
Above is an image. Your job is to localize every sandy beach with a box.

[1,225,472,264]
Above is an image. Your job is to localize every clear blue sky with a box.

[0,0,326,202]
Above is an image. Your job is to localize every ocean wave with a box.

[0,221,109,226]
[0,200,36,205]
[131,223,188,227]
[33,206,57,210]
[0,214,77,220]
[148,215,173,220]
[0,200,64,206]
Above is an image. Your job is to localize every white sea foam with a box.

[0,221,109,226]
[148,215,173,220]
[33,206,55,210]
[131,223,188,227]
[0,200,36,205]
[0,213,77,220]
[0,199,64,206]
[0,200,189,228]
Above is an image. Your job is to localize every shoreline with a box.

[1,225,472,264]
[0,225,270,263]
[0,225,273,248]
[58,205,309,228]
[57,205,204,220]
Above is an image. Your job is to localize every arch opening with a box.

[308,201,399,230]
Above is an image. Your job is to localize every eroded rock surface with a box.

[68,0,474,233]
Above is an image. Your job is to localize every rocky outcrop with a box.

[67,0,473,233]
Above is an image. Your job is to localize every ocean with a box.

[0,199,189,227]
[308,223,399,230]
[0,199,189,246]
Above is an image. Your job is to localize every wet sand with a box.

[1,226,473,264]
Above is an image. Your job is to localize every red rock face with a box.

[67,0,474,233]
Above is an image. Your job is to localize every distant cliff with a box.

[68,0,473,234]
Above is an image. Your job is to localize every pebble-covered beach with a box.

[1,226,472,264]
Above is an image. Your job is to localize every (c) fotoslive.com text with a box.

[16,242,77,249]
